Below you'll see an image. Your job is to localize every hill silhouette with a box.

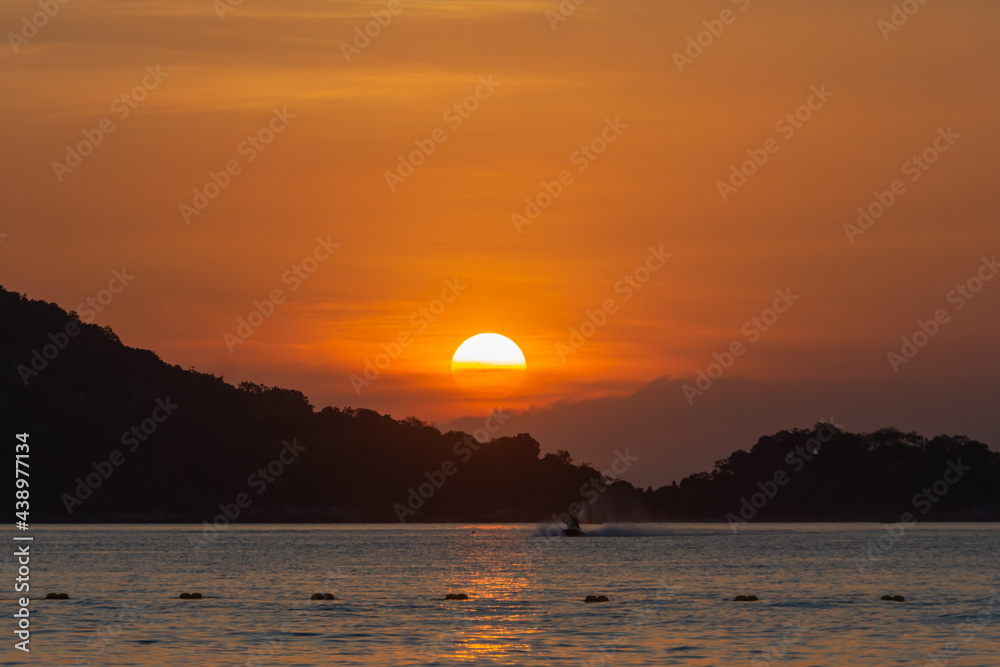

[1,286,998,522]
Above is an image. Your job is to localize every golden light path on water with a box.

[430,525,539,662]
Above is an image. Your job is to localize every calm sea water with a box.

[5,524,999,666]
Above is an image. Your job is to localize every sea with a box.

[5,523,999,666]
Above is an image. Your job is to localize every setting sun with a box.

[451,333,526,397]
[452,333,526,367]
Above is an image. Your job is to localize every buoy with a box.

[734,595,748,601]
[881,595,893,601]
[892,595,905,602]
[190,593,203,599]
[596,595,609,602]
[179,593,191,599]
[311,593,324,600]
[444,593,468,600]
[323,593,336,600]
[746,595,758,601]
[57,593,69,600]
[179,592,203,599]
[584,595,609,603]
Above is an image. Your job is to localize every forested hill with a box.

[651,424,1000,523]
[0,286,641,522]
[2,286,999,523]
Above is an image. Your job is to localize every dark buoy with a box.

[746,595,758,601]
[881,595,893,601]
[596,595,609,602]
[311,593,324,600]
[179,593,191,599]
[57,593,70,600]
[444,593,468,600]
[892,595,905,602]
[584,595,609,603]
[45,593,58,600]
[190,593,203,599]
[734,595,748,601]
[323,593,336,600]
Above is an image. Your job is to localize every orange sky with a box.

[2,0,998,479]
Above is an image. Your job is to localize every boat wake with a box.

[532,523,696,538]
[583,524,678,537]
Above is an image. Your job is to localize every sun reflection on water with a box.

[422,525,542,663]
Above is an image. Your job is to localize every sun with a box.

[451,333,526,397]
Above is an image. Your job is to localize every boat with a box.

[563,514,585,537]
